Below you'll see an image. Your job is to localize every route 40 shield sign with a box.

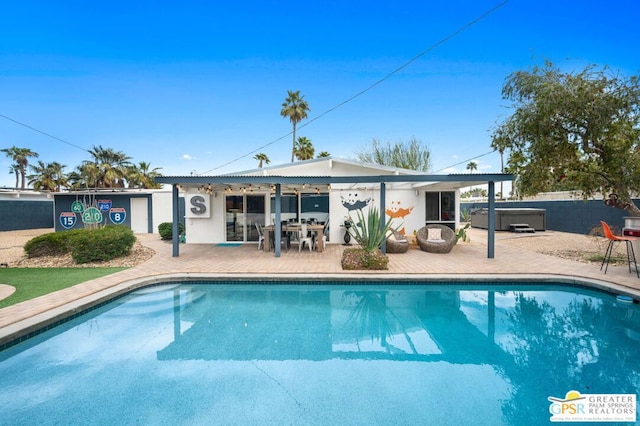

[109,207,126,225]
[59,212,77,229]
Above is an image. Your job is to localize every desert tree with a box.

[491,61,640,216]
[355,137,431,172]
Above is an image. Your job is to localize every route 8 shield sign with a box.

[109,207,126,225]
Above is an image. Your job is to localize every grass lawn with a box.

[0,267,128,308]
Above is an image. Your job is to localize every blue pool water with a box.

[1,282,639,425]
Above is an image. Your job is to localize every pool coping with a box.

[2,272,639,349]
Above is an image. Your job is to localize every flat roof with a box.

[155,173,513,191]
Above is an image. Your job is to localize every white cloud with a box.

[181,154,194,161]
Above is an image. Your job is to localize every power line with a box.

[200,0,510,175]
[434,150,495,173]
[0,113,89,153]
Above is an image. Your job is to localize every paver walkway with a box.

[2,230,639,345]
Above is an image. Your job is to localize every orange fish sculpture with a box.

[386,201,414,235]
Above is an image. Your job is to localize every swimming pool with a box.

[1,281,639,425]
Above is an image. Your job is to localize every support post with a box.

[380,182,386,254]
[172,184,180,257]
[274,184,281,258]
[487,181,495,258]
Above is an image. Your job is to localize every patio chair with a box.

[255,223,265,251]
[270,222,291,252]
[416,224,456,254]
[298,223,314,252]
[600,221,639,277]
[314,221,329,252]
[386,230,409,253]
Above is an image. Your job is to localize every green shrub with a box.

[24,229,84,257]
[158,222,185,240]
[71,226,136,264]
[24,227,136,264]
[341,248,389,270]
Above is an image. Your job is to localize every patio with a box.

[1,228,640,345]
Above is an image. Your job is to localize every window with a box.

[425,191,455,224]
[270,194,298,222]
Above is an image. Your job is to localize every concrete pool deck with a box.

[2,229,640,345]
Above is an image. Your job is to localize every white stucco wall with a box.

[151,191,181,233]
[180,186,458,245]
[183,190,221,243]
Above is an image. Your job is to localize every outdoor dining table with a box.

[263,223,326,252]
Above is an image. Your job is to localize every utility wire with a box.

[0,113,89,153]
[0,1,509,174]
[200,0,510,175]
[434,150,495,173]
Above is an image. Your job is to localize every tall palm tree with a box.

[1,146,39,189]
[293,136,315,160]
[280,90,310,162]
[87,145,132,188]
[317,151,331,158]
[28,161,67,191]
[253,153,270,168]
[7,163,20,188]
[466,161,478,173]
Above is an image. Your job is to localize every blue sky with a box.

[1,0,638,188]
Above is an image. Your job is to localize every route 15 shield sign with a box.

[60,212,77,229]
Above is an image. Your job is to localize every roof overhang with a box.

[155,173,513,193]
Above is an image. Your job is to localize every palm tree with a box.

[293,136,315,160]
[280,90,310,162]
[86,145,132,188]
[7,163,20,188]
[317,151,331,158]
[253,153,271,168]
[28,161,67,191]
[126,161,163,189]
[466,161,478,173]
[68,162,100,189]
[1,146,39,189]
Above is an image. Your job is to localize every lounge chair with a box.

[386,230,409,253]
[416,224,456,254]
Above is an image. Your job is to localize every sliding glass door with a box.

[225,194,265,242]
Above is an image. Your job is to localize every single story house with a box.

[156,157,512,258]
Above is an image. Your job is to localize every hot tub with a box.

[470,208,546,231]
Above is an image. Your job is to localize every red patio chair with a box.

[600,221,639,278]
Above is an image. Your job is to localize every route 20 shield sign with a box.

[60,212,77,229]
[109,207,126,225]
